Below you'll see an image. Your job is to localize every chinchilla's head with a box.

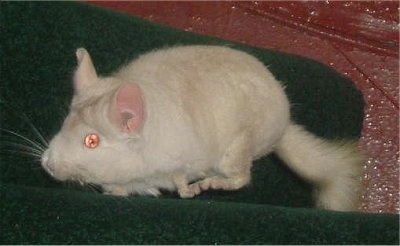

[41,48,146,186]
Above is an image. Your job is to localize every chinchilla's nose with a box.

[41,149,55,176]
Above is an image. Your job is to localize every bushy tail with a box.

[275,123,365,211]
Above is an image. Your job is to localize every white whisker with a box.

[18,111,49,147]
[1,129,46,153]
[1,141,44,155]
[0,101,49,148]
[1,149,42,159]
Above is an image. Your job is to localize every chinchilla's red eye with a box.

[84,133,100,148]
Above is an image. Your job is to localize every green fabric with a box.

[0,2,398,244]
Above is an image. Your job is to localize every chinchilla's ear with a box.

[108,83,145,134]
[74,48,98,93]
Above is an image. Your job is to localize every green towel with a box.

[1,2,398,244]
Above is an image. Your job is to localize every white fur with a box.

[41,45,364,211]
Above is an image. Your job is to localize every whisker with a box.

[1,140,44,155]
[4,149,42,158]
[19,111,49,147]
[0,100,49,148]
[1,129,46,153]
[29,123,48,148]
[1,149,42,159]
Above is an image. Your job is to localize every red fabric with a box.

[87,1,399,214]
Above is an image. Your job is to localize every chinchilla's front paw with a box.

[103,185,129,196]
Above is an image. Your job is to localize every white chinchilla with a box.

[41,45,364,211]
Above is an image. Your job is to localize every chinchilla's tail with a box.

[275,122,365,211]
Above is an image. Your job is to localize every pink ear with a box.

[74,48,98,93]
[109,83,145,133]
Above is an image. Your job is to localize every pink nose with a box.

[41,151,55,177]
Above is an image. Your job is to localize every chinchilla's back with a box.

[115,45,290,159]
